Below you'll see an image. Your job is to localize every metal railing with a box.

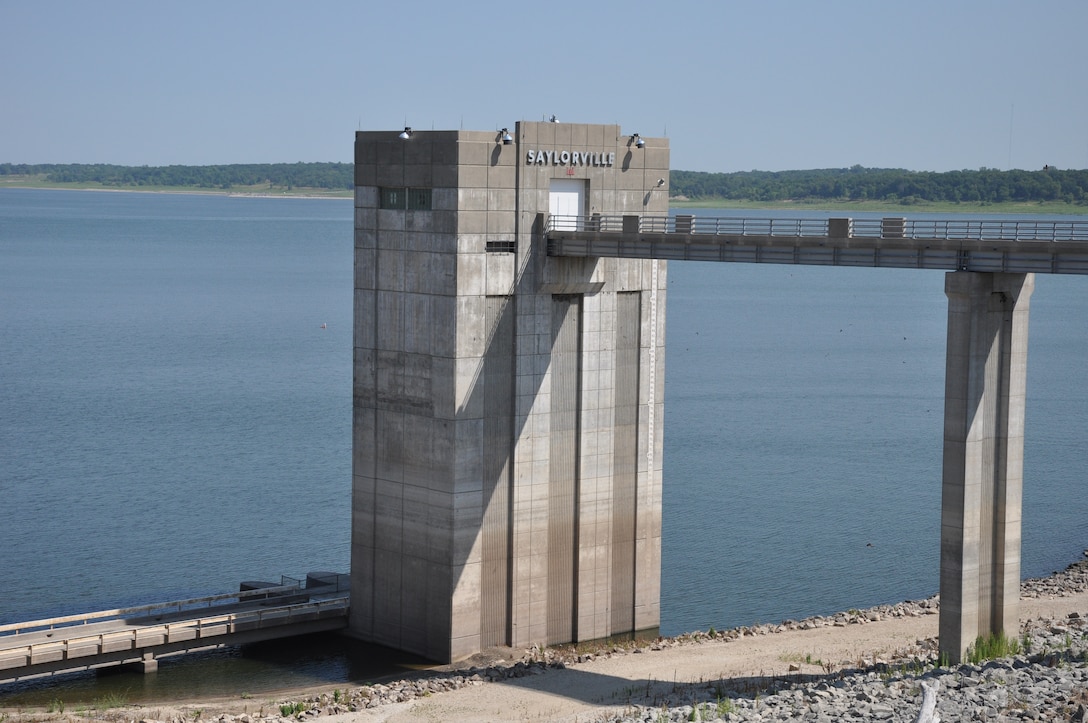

[546,215,1088,242]
[0,574,348,637]
[0,596,348,673]
[850,218,1088,241]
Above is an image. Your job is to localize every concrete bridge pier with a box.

[940,271,1034,663]
[120,652,157,675]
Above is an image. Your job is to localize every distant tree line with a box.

[670,166,1088,205]
[3,162,1087,204]
[0,162,354,190]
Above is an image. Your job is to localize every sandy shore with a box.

[4,580,1088,723]
[318,590,1088,723]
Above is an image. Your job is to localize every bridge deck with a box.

[0,583,348,683]
[545,215,1088,274]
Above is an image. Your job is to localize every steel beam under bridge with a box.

[546,213,1086,663]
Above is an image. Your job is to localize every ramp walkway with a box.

[0,574,348,683]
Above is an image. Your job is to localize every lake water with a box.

[1,189,1085,700]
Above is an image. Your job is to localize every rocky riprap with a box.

[88,557,1088,723]
[598,556,1088,722]
[595,615,1088,722]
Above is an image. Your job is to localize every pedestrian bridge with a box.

[545,214,1088,274]
[545,210,1088,662]
[0,574,348,684]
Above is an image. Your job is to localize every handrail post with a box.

[828,218,852,238]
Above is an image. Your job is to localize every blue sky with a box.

[2,0,1085,173]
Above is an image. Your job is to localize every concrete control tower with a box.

[350,121,670,662]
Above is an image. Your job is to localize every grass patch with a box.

[93,689,129,710]
[279,701,307,717]
[967,632,1021,664]
[780,652,823,666]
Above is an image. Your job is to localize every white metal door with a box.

[549,179,585,230]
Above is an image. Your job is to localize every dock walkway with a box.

[0,575,348,683]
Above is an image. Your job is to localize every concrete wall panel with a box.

[404,164,432,188]
[488,165,516,189]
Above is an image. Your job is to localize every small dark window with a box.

[380,187,431,210]
[486,240,516,253]
[407,188,432,211]
[380,187,405,209]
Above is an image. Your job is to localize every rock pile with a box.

[598,556,1088,722]
[597,611,1088,722]
[1021,553,1088,599]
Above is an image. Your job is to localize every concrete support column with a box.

[124,652,157,674]
[939,271,1034,663]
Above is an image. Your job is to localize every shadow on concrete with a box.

[363,644,928,713]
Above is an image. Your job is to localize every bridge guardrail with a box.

[0,572,348,637]
[546,215,1088,242]
[0,586,302,637]
[0,596,348,672]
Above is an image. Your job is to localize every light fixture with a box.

[657,178,666,186]
[500,128,513,145]
[632,133,645,148]
[398,126,413,140]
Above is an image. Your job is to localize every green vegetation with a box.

[715,697,735,716]
[781,651,823,666]
[92,689,130,710]
[0,162,353,197]
[279,701,308,717]
[671,197,1088,215]
[967,632,1021,664]
[879,655,947,681]
[671,166,1088,208]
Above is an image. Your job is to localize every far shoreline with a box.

[4,183,1088,214]
[0,183,351,200]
